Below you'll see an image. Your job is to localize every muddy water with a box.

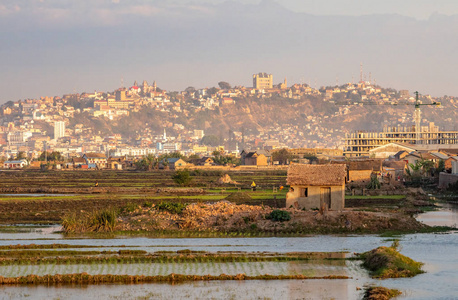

[0,205,457,299]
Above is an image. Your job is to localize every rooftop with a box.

[287,164,346,186]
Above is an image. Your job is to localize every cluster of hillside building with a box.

[1,72,457,167]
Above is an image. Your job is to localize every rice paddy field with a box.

[0,170,456,299]
[0,169,287,190]
[0,225,457,299]
[0,169,288,225]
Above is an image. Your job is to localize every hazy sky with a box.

[0,0,457,102]
[196,0,458,19]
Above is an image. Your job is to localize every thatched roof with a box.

[84,153,106,159]
[383,160,406,170]
[72,157,86,163]
[331,159,382,171]
[287,164,346,186]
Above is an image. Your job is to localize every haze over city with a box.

[0,1,458,299]
[1,0,458,102]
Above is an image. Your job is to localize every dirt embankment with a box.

[360,245,424,278]
[0,187,204,195]
[115,201,427,234]
[363,286,401,300]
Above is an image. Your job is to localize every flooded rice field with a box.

[0,203,456,299]
[0,260,356,278]
[0,280,361,300]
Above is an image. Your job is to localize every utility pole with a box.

[360,62,363,82]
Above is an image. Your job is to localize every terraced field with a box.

[0,170,288,224]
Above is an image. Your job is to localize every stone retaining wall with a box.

[438,172,458,189]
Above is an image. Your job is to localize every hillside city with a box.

[2,72,458,165]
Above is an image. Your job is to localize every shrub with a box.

[360,245,424,278]
[363,286,401,300]
[266,210,291,222]
[90,208,118,232]
[190,169,201,176]
[143,201,153,208]
[120,202,138,214]
[366,175,381,189]
[156,201,188,215]
[62,208,118,233]
[172,169,193,186]
[61,212,88,233]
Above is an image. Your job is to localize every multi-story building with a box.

[115,90,126,101]
[54,121,66,140]
[162,142,181,153]
[82,153,107,168]
[343,123,458,157]
[253,73,273,89]
[194,130,204,139]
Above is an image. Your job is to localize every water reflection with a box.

[0,205,457,299]
[0,260,357,278]
[416,202,458,227]
[0,280,365,300]
[0,225,63,240]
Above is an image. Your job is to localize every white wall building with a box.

[54,121,66,140]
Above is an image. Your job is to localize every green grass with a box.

[378,226,453,237]
[359,243,424,278]
[62,208,118,233]
[0,250,348,265]
[363,286,401,300]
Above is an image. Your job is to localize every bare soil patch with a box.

[113,201,427,234]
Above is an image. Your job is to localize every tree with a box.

[207,87,219,95]
[272,148,294,165]
[185,154,201,163]
[167,91,179,99]
[38,151,64,161]
[172,169,193,186]
[159,152,184,161]
[406,158,435,179]
[218,81,231,89]
[212,154,240,166]
[366,174,381,189]
[303,154,318,163]
[185,86,196,94]
[134,154,158,171]
[435,159,445,176]
[16,152,26,160]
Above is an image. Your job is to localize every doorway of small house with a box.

[320,187,331,209]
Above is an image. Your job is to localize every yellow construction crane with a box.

[335,91,441,143]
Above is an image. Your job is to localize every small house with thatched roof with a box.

[286,164,346,210]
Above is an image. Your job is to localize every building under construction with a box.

[344,122,458,157]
